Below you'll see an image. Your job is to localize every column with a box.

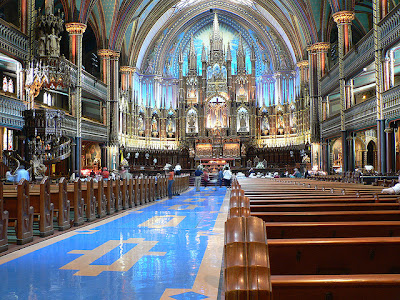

[333,11,355,172]
[65,22,87,176]
[98,49,113,168]
[385,127,395,173]
[307,46,318,142]
[373,0,386,173]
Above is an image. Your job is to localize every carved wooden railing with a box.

[0,96,26,129]
[0,18,28,60]
[321,4,400,96]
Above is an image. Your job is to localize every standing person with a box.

[174,163,182,175]
[223,166,232,189]
[203,169,209,188]
[218,168,224,188]
[194,166,203,192]
[101,167,110,180]
[167,167,174,199]
[15,165,30,182]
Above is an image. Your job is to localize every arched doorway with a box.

[331,139,342,173]
[367,141,377,170]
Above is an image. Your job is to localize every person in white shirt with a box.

[382,175,400,194]
[223,166,232,188]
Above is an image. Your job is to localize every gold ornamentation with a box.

[65,23,87,35]
[332,11,355,24]
[98,49,119,58]
[296,61,308,68]
[120,66,135,73]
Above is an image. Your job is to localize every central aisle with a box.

[0,187,229,300]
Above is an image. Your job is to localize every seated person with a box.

[382,175,400,194]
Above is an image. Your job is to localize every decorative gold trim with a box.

[98,49,119,58]
[65,23,87,35]
[307,42,330,53]
[332,11,355,24]
[296,61,309,68]
[120,66,135,73]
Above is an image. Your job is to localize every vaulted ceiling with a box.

[48,0,393,74]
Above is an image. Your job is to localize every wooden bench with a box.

[268,237,400,275]
[105,179,115,215]
[67,178,85,226]
[265,221,400,239]
[113,178,123,211]
[94,178,107,218]
[271,274,400,300]
[3,179,34,244]
[253,210,400,223]
[28,177,54,237]
[0,183,9,252]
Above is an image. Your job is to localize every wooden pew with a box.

[3,179,34,244]
[253,210,400,223]
[268,237,400,275]
[67,178,84,226]
[81,178,96,222]
[94,178,107,218]
[265,221,400,239]
[29,177,54,237]
[128,178,135,207]
[121,179,129,209]
[0,183,9,252]
[113,178,123,211]
[105,179,116,215]
[251,202,400,212]
[53,178,71,230]
[271,274,400,300]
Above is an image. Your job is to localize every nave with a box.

[0,187,229,300]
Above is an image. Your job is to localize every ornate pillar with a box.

[373,0,386,173]
[98,49,112,168]
[385,127,395,173]
[66,22,87,175]
[333,11,355,172]
[307,46,318,143]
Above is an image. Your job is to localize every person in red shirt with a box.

[167,167,174,199]
[101,167,110,180]
[203,169,209,187]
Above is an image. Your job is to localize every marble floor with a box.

[0,186,229,300]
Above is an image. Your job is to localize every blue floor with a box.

[0,187,227,300]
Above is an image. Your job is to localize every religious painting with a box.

[331,139,343,171]
[186,108,198,133]
[206,96,228,129]
[237,107,249,132]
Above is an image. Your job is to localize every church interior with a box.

[1,0,400,298]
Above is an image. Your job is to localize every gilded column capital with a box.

[307,42,330,53]
[98,49,114,58]
[332,11,355,24]
[65,23,87,35]
[296,61,309,68]
[120,66,135,73]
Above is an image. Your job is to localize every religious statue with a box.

[152,117,158,132]
[239,115,246,130]
[241,144,246,156]
[167,119,173,132]
[138,116,144,131]
[188,115,196,129]
[38,35,46,56]
[3,76,7,92]
[31,154,47,179]
[8,78,13,94]
[47,28,61,57]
